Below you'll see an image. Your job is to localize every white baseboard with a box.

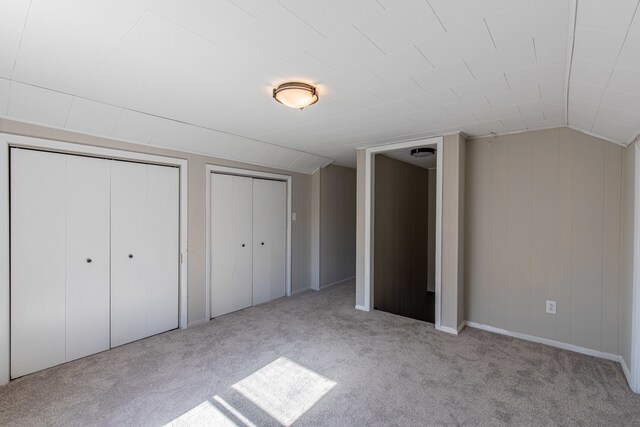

[436,325,459,335]
[291,287,312,295]
[436,320,467,335]
[465,321,640,393]
[620,356,634,391]
[320,276,355,290]
[355,305,369,312]
[187,318,209,328]
[465,321,620,362]
[457,320,467,334]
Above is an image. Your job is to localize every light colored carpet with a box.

[1,281,639,426]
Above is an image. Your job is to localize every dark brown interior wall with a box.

[374,154,430,321]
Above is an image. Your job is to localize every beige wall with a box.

[319,164,356,287]
[355,149,367,307]
[465,127,623,354]
[441,133,466,329]
[310,169,321,290]
[0,118,313,326]
[620,142,636,367]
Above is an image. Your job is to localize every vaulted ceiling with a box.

[0,0,639,172]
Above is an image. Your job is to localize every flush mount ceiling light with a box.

[410,147,436,158]
[273,82,318,110]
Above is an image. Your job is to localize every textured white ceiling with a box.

[383,144,438,170]
[568,0,640,144]
[0,0,638,171]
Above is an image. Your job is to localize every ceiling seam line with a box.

[74,0,158,96]
[409,76,427,92]
[425,1,447,32]
[150,10,227,45]
[5,81,14,117]
[588,0,640,133]
[414,45,436,69]
[9,0,34,81]
[304,51,338,75]
[353,26,386,55]
[225,0,256,18]
[63,97,75,128]
[483,18,497,50]
[564,0,578,128]
[109,108,125,137]
[277,3,327,39]
[503,74,511,90]
[463,60,477,80]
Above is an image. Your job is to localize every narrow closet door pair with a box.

[210,174,286,318]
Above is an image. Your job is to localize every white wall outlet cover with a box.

[292,212,296,221]
[546,300,557,314]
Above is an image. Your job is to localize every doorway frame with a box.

[631,140,640,393]
[205,164,292,322]
[0,132,189,385]
[360,136,444,330]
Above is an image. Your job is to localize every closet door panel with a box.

[10,149,66,378]
[111,161,148,347]
[210,174,253,318]
[147,164,179,336]
[252,179,286,305]
[65,155,111,361]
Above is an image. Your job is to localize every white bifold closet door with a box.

[10,149,110,378]
[111,161,179,347]
[252,179,286,305]
[210,174,254,318]
[11,148,179,378]
[65,155,111,361]
[210,174,286,318]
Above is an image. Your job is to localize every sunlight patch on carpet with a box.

[165,400,238,427]
[232,357,336,426]
[213,395,257,427]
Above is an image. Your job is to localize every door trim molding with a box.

[205,164,292,322]
[632,140,640,393]
[0,133,189,385]
[361,136,444,330]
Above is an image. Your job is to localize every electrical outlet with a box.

[546,300,557,314]
[292,212,297,221]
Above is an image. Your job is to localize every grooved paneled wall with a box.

[374,155,429,321]
[319,165,356,288]
[465,127,623,354]
[620,142,636,367]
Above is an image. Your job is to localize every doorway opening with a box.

[361,136,443,329]
[373,147,437,323]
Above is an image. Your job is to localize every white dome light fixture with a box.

[273,82,318,110]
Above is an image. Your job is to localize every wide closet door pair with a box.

[210,174,286,318]
[10,149,178,379]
